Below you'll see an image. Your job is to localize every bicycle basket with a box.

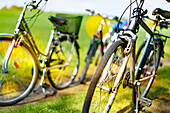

[56,14,83,35]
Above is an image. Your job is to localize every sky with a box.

[0,0,170,18]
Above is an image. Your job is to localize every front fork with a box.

[121,31,142,113]
[2,39,16,73]
[123,32,142,113]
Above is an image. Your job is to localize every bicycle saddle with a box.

[48,16,66,25]
[152,8,170,19]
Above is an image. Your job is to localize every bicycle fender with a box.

[0,33,14,37]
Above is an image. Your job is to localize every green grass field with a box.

[0,8,170,112]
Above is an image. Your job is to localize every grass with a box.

[0,92,86,113]
[0,8,170,112]
[0,64,169,113]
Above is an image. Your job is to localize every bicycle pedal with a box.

[45,87,58,97]
[55,50,60,54]
[95,62,98,66]
[123,72,132,88]
[140,97,152,107]
[79,78,86,84]
[33,87,41,94]
[80,80,86,84]
[41,83,50,89]
[160,62,163,66]
[84,57,87,62]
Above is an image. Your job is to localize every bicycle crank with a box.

[123,72,132,88]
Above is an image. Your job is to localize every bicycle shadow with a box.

[116,103,135,113]
[15,74,93,106]
[16,87,57,106]
[70,74,93,87]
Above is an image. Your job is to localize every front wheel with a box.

[47,37,79,90]
[82,40,127,113]
[0,36,38,106]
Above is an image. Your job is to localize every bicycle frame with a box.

[114,0,157,83]
[1,1,79,95]
[102,0,160,112]
[2,1,74,72]
[86,17,109,58]
[86,9,113,57]
[125,2,159,82]
[2,2,42,72]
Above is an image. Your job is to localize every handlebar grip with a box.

[85,9,91,12]
[35,0,42,8]
[85,9,95,15]
[31,0,47,9]
[32,0,36,3]
[113,16,119,21]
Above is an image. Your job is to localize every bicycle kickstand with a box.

[33,68,48,97]
[135,82,141,113]
[135,82,152,113]
[34,68,58,97]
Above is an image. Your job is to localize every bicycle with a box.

[79,9,116,84]
[82,0,170,112]
[0,0,82,106]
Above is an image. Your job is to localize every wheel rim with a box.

[89,46,125,112]
[49,39,79,89]
[0,40,37,104]
[136,43,161,99]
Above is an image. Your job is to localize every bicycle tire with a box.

[82,39,126,113]
[133,39,162,105]
[135,40,146,62]
[47,36,79,90]
[94,51,101,66]
[0,36,38,106]
[79,43,97,84]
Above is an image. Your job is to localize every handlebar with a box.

[85,9,95,15]
[28,0,48,9]
[33,0,42,9]
[144,15,170,29]
[85,9,119,21]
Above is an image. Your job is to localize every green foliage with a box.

[0,5,23,11]
[10,5,23,10]
[1,6,8,10]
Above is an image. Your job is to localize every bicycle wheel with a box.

[79,43,97,84]
[0,37,38,106]
[47,37,79,90]
[82,39,127,113]
[133,39,162,105]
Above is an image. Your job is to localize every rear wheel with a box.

[79,43,97,84]
[133,39,162,105]
[82,40,126,113]
[48,37,79,89]
[0,36,38,106]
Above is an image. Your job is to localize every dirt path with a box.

[0,78,90,111]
